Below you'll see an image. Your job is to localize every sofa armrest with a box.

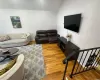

[35,36,41,44]
[57,34,60,37]
[35,36,39,40]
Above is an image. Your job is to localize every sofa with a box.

[0,54,24,80]
[35,30,60,44]
[0,33,31,48]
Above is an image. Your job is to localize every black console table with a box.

[58,37,67,52]
[58,37,80,60]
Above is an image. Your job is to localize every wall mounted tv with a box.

[64,14,82,33]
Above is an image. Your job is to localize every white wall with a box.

[0,9,57,39]
[0,0,63,12]
[57,0,100,49]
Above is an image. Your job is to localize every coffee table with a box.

[0,48,19,55]
[0,48,19,62]
[58,37,80,61]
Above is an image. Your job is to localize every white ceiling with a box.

[0,0,64,11]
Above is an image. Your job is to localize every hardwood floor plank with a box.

[42,43,100,80]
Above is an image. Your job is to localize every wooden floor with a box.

[42,43,100,80]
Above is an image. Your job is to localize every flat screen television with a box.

[64,14,82,33]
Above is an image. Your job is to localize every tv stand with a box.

[58,37,67,52]
[58,37,80,60]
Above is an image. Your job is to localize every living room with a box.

[0,0,100,80]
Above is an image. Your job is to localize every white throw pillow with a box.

[0,35,10,42]
[21,34,27,39]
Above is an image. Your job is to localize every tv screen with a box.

[64,14,81,33]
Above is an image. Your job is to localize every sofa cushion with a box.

[49,36,58,43]
[0,39,27,45]
[36,30,47,34]
[37,34,48,37]
[47,30,57,33]
[38,38,49,43]
[48,33,57,36]
[8,33,27,39]
[39,37,49,41]
[0,35,10,42]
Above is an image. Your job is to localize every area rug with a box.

[17,44,46,80]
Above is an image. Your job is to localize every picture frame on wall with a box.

[10,16,22,28]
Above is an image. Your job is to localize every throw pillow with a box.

[21,34,27,39]
[0,35,10,42]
